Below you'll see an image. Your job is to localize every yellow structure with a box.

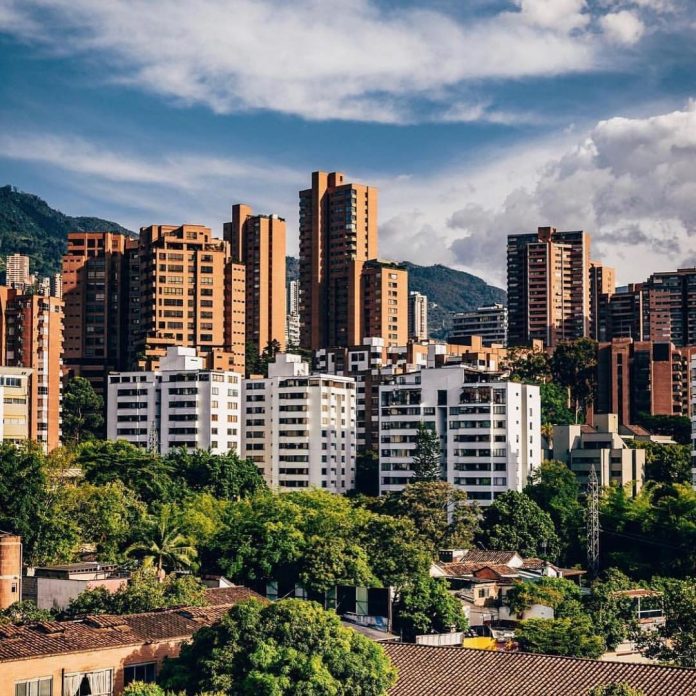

[0,367,32,444]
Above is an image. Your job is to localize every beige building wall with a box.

[0,367,32,444]
[299,171,378,350]
[138,225,227,369]
[360,260,408,347]
[0,533,21,610]
[224,204,286,352]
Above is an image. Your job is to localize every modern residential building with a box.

[550,414,645,495]
[640,268,696,346]
[450,304,508,347]
[361,260,408,347]
[596,338,695,425]
[137,224,237,370]
[0,288,63,451]
[299,171,378,350]
[5,254,33,291]
[223,204,286,352]
[242,353,357,492]
[61,231,134,396]
[0,367,32,445]
[286,279,301,347]
[507,226,591,347]
[107,346,242,455]
[589,260,616,340]
[596,283,644,342]
[378,367,541,504]
[408,291,428,341]
[223,260,247,372]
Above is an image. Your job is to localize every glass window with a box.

[124,663,156,686]
[63,670,113,696]
[15,678,52,696]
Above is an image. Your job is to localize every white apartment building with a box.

[107,346,241,455]
[242,353,357,492]
[408,291,428,341]
[379,366,540,504]
[286,280,300,347]
[451,304,508,347]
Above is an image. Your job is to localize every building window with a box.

[63,670,113,696]
[124,663,156,686]
[15,678,52,696]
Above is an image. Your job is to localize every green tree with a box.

[411,422,441,482]
[394,481,480,552]
[77,440,174,504]
[59,481,147,561]
[165,448,267,500]
[212,491,377,594]
[61,376,104,443]
[477,490,560,561]
[505,346,551,384]
[245,340,261,376]
[588,683,645,696]
[354,448,380,496]
[64,566,207,617]
[158,598,397,695]
[127,505,197,572]
[540,382,576,425]
[505,577,583,618]
[122,684,166,696]
[525,460,584,564]
[585,568,638,651]
[550,338,598,422]
[630,442,691,485]
[515,616,605,658]
[0,601,53,625]
[393,576,468,642]
[638,577,696,667]
[634,413,691,445]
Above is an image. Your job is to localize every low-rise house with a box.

[23,563,128,611]
[1,586,262,696]
[431,550,585,626]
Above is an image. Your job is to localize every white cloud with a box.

[445,101,696,285]
[600,10,645,43]
[0,0,650,124]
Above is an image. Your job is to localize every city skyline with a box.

[0,1,694,287]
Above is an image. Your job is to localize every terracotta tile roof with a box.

[0,586,264,663]
[439,561,519,578]
[520,557,546,569]
[204,586,266,606]
[458,550,518,564]
[384,644,696,696]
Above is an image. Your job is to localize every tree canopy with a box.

[158,598,397,695]
[477,491,560,561]
[61,376,104,443]
[515,615,605,659]
[411,422,441,482]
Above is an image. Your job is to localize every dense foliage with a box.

[515,615,605,658]
[61,376,105,443]
[629,441,691,485]
[411,422,441,482]
[158,598,397,695]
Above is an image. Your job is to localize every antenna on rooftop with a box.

[586,463,600,579]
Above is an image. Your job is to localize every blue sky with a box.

[0,0,695,286]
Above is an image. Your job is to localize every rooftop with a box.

[384,644,696,696]
[0,586,264,663]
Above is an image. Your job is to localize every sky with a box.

[0,0,695,288]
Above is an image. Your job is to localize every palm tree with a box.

[126,504,197,573]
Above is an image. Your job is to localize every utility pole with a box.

[586,463,600,578]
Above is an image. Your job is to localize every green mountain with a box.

[284,257,506,339]
[0,185,133,276]
[402,262,506,338]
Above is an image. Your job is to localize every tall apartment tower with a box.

[286,280,300,347]
[589,261,615,340]
[299,171,378,350]
[0,288,63,451]
[507,226,591,347]
[61,232,132,396]
[223,204,286,352]
[361,260,408,347]
[137,225,233,369]
[640,268,696,346]
[408,291,428,341]
[5,254,33,291]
